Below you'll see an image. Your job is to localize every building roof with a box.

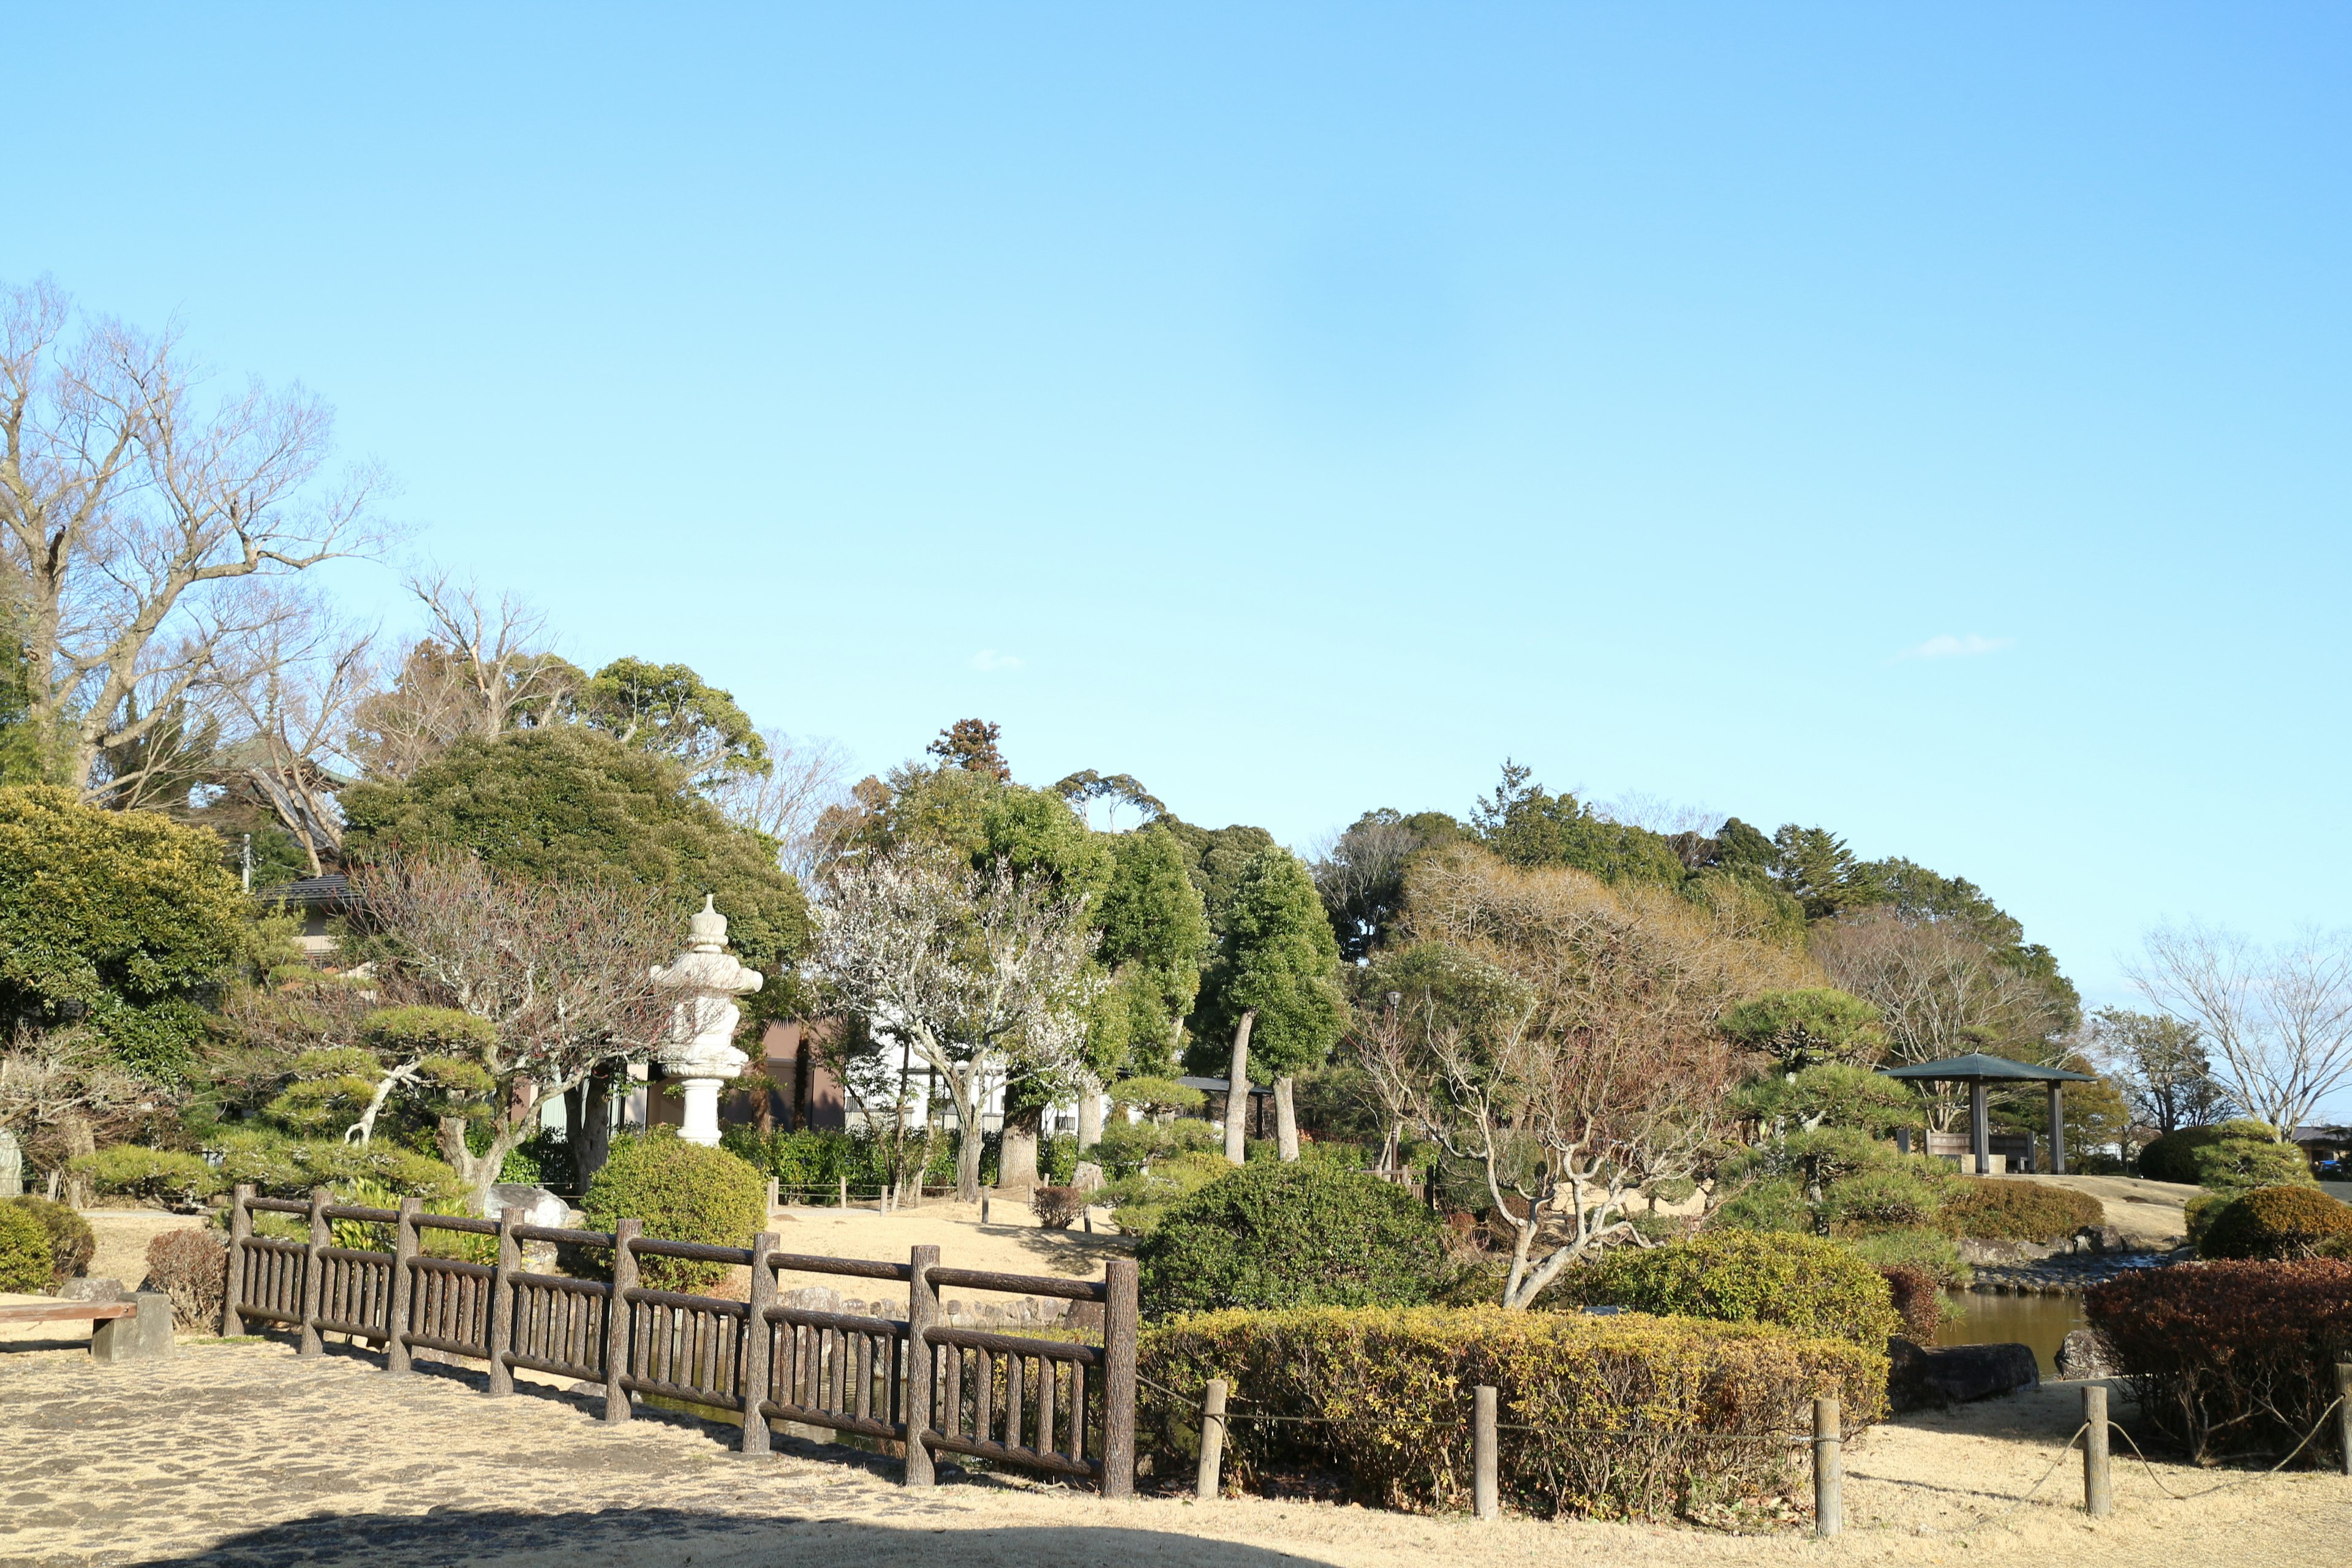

[1175,1075,1273,1097]
[1880,1052,2097,1084]
[255,873,354,909]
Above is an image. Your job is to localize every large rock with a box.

[2055,1329,2119,1380]
[485,1184,569,1270]
[1887,1336,2040,1411]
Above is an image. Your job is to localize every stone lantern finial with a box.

[688,893,728,951]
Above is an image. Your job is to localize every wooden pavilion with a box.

[1880,1052,2097,1176]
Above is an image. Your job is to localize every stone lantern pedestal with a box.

[651,896,765,1147]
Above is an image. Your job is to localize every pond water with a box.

[1934,1290,2085,1374]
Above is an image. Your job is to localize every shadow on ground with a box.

[124,1510,1335,1568]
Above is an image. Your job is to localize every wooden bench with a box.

[0,1293,175,1361]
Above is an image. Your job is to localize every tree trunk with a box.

[1076,1075,1104,1149]
[572,1070,614,1194]
[1000,1101,1041,1192]
[1223,1009,1256,1166]
[438,1114,532,1215]
[953,1077,986,1203]
[1274,1075,1299,1161]
[57,1112,96,1208]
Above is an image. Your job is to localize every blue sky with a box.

[10,5,2351,1033]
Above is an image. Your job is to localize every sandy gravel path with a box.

[2,1335,2340,1568]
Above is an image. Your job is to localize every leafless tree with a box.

[0,1028,154,1203]
[0,279,389,799]
[347,573,580,780]
[1594,791,1726,839]
[2127,922,2352,1137]
[808,847,1102,1201]
[706,727,855,881]
[1362,847,1790,1308]
[211,608,378,872]
[349,856,679,1210]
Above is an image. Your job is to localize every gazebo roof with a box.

[1880,1052,2096,1084]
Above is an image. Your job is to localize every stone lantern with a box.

[650,895,765,1147]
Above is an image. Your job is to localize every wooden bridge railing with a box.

[221,1184,1137,1496]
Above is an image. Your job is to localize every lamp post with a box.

[650,896,765,1146]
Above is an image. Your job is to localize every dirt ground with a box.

[2,1334,2340,1568]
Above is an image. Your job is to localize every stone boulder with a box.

[2055,1328,2119,1380]
[485,1183,570,1269]
[1887,1336,2040,1411]
[58,1276,126,1303]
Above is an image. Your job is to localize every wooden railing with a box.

[221,1185,1138,1495]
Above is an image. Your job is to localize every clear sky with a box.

[10,6,2351,1036]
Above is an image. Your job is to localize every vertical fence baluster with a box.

[1006,1353,1025,1452]
[943,1343,963,1439]
[1036,1354,1055,1458]
[604,1218,639,1423]
[298,1188,329,1357]
[1070,1360,1087,1464]
[221,1186,252,1335]
[488,1208,519,1396]
[1102,1257,1139,1499]
[905,1244,939,1486]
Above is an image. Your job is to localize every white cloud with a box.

[967,649,1023,672]
[1899,633,2015,661]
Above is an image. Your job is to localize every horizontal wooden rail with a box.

[415,1213,499,1236]
[314,1314,390,1343]
[766,1305,910,1338]
[626,1286,750,1317]
[928,1324,1106,1365]
[925,1267,1108,1303]
[764,1252,913,1283]
[513,1224,613,1246]
[759,1398,908,1443]
[246,1197,312,1215]
[927,1430,1102,1480]
[321,1204,399,1224]
[410,1256,494,1281]
[623,1371,747,1410]
[508,1270,603,1296]
[630,1237,753,1265]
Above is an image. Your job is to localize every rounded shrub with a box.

[580,1129,768,1292]
[2191,1136,2312,1192]
[0,1202,55,1292]
[1134,1159,1452,1320]
[2138,1120,2280,1186]
[5,1196,96,1285]
[2198,1184,2352,1261]
[1932,1178,2104,1242]
[1572,1231,1902,1348]
[69,1146,221,1208]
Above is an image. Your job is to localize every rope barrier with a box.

[2107,1393,2347,1502]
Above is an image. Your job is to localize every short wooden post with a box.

[905,1243,940,1486]
[981,1189,991,1225]
[385,1196,419,1374]
[486,1207,520,1396]
[298,1186,330,1357]
[1196,1378,1229,1498]
[838,1175,848,1208]
[603,1218,641,1423]
[766,1176,779,1212]
[2335,1363,2351,1479]
[221,1184,253,1336]
[1102,1256,1139,1499]
[2082,1384,2112,1515]
[741,1231,778,1455]
[1812,1396,1842,1538]
[1472,1384,1499,1520]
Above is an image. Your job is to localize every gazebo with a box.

[1880,1053,2097,1176]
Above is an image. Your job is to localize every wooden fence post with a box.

[487,1207,520,1396]
[603,1218,640,1424]
[2082,1384,2112,1515]
[1102,1256,1139,1500]
[298,1186,329,1357]
[741,1231,778,1456]
[2336,1363,2351,1479]
[221,1185,252,1336]
[981,1189,991,1225]
[839,1175,849,1208]
[767,1177,779,1213]
[905,1243,940,1486]
[1196,1378,1229,1499]
[1472,1384,1499,1520]
[1812,1396,1842,1539]
[386,1196,419,1374]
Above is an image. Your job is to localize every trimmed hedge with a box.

[1139,1305,1885,1520]
[580,1131,767,1292]
[1569,1231,1902,1348]
[2086,1259,2352,1465]
[1879,1265,1943,1340]
[1846,1227,1970,1289]
[1134,1160,1452,1320]
[2199,1185,2352,1261]
[143,1227,229,1330]
[69,1146,220,1208]
[5,1196,96,1286]
[2138,1120,2304,1188]
[1934,1178,2104,1243]
[0,1202,50,1293]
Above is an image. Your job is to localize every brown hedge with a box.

[1138,1305,1884,1520]
[1934,1178,2105,1242]
[2084,1259,2352,1465]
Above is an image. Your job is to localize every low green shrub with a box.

[1139,1305,1885,1520]
[0,1203,51,1292]
[2192,1137,2312,1193]
[69,1146,220,1208]
[2199,1185,2352,1261]
[1933,1178,2104,1242]
[4,1196,96,1286]
[2184,1191,2227,1250]
[1091,1115,1220,1180]
[1845,1227,1971,1289]
[2138,1120,2296,1188]
[1135,1159,1453,1320]
[1567,1231,1901,1348]
[1820,1167,1944,1235]
[207,1132,466,1205]
[1710,1178,1813,1234]
[142,1226,229,1330]
[2086,1259,2352,1464]
[1107,1077,1205,1117]
[1098,1147,1234,1235]
[579,1130,767,1292]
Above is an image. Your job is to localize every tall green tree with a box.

[1080,826,1210,1144]
[1197,847,1346,1162]
[1769,824,1887,921]
[576,657,767,788]
[1469,761,1688,888]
